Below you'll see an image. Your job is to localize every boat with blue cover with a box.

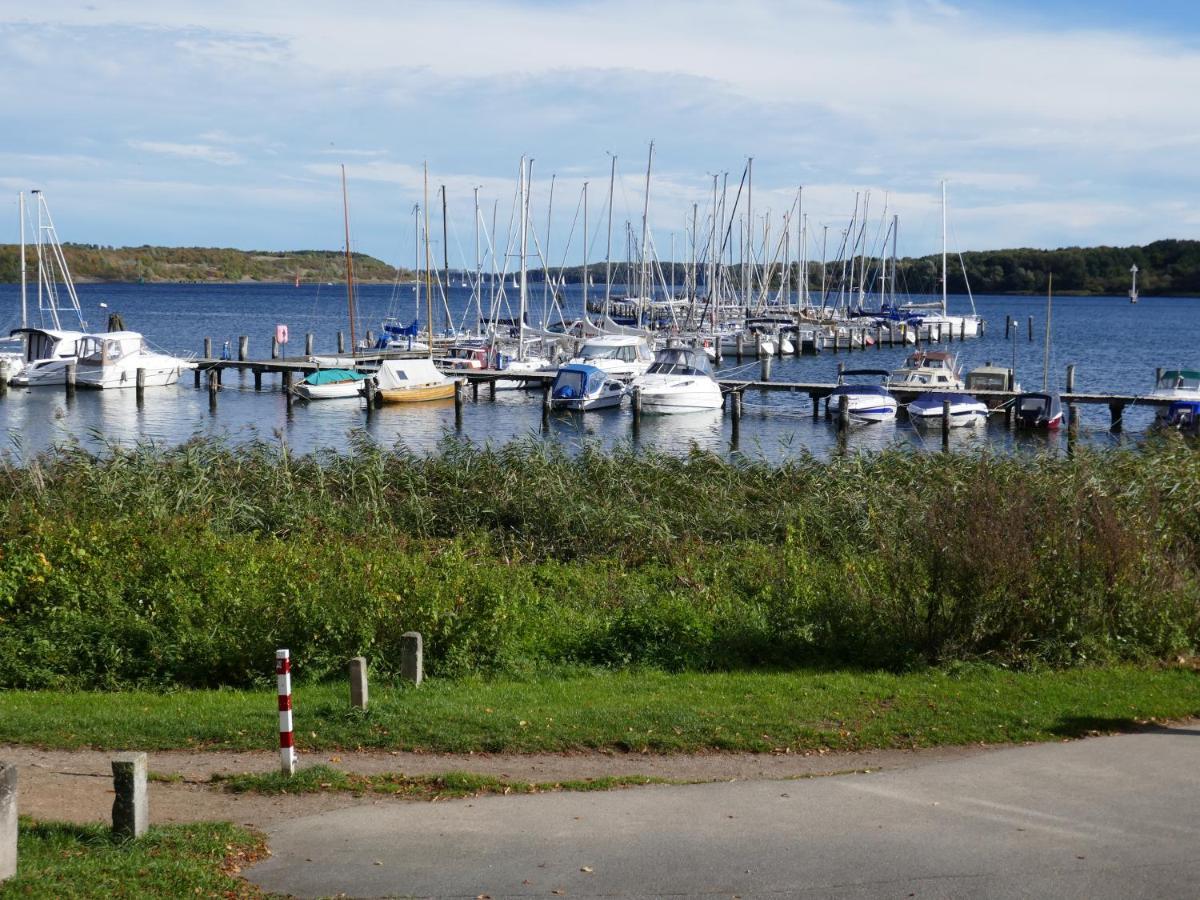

[907,392,988,427]
[293,367,369,400]
[549,363,625,411]
[829,369,897,424]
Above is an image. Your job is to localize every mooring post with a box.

[305,333,314,356]
[1156,367,1164,385]
[454,379,464,428]
[207,369,218,411]
[401,632,424,685]
[282,369,293,407]
[632,385,643,423]
[714,338,724,364]
[276,649,295,775]
[337,331,345,354]
[731,390,743,423]
[1065,364,1078,434]
[111,752,149,839]
[201,337,210,360]
[193,366,201,389]
[363,378,375,416]
[1028,315,1034,341]
[0,363,7,398]
[1005,315,1012,340]
[471,378,479,401]
[735,333,744,362]
[489,378,497,401]
[837,361,845,381]
[960,320,966,341]
[942,399,952,448]
[271,336,280,360]
[876,326,883,350]
[541,380,551,430]
[811,393,820,419]
[65,362,76,397]
[349,657,368,711]
[760,354,771,382]
[238,335,248,361]
[0,762,15,881]
[1109,402,1124,433]
[837,393,850,431]
[755,333,763,359]
[135,368,146,403]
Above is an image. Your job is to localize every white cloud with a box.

[127,140,244,166]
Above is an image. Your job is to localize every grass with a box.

[211,764,676,798]
[0,665,1196,754]
[0,819,266,898]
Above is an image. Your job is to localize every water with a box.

[1,281,1195,460]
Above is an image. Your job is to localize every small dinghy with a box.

[1014,392,1064,430]
[374,358,457,403]
[549,364,625,411]
[293,368,368,401]
[907,392,988,427]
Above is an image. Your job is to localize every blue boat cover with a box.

[304,368,366,385]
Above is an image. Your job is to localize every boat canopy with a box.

[1156,370,1200,391]
[645,347,714,378]
[552,364,607,399]
[375,359,448,390]
[831,383,891,398]
[303,368,365,386]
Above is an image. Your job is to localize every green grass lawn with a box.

[0,819,265,898]
[2,665,1197,754]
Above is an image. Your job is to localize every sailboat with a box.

[1014,275,1064,430]
[1129,264,1139,304]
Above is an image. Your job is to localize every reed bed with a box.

[0,435,1196,688]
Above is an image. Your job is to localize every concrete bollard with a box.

[349,657,368,710]
[111,752,148,839]
[0,763,15,881]
[401,632,424,685]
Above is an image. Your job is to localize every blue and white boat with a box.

[549,363,625,411]
[293,367,369,400]
[906,392,988,427]
[829,369,897,424]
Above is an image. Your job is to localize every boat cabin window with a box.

[969,374,1006,390]
[580,343,640,362]
[646,349,712,377]
[1018,397,1047,413]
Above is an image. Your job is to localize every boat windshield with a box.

[579,342,642,362]
[968,373,1008,390]
[1017,396,1048,413]
[1156,371,1200,392]
[646,349,712,377]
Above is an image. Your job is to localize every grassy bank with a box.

[0,438,1197,689]
[1,667,1196,753]
[0,820,265,898]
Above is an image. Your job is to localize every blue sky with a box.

[3,0,1199,267]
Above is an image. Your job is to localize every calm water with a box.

[1,281,1195,460]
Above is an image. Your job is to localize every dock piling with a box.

[541,381,551,430]
[1028,316,1034,341]
[1109,402,1125,433]
[811,393,820,419]
[203,337,212,359]
[837,393,849,431]
[1005,315,1012,340]
[65,362,76,397]
[136,368,145,403]
[337,331,345,354]
[305,333,314,356]
[454,379,464,428]
[942,399,952,449]
[1066,364,1078,435]
[735,333,744,362]
[271,336,280,360]
[238,336,248,361]
[760,354,771,382]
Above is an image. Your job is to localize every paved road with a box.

[248,724,1200,898]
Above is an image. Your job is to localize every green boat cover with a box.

[304,368,366,385]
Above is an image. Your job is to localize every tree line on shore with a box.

[0,239,1197,296]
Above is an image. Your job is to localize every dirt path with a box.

[6,742,1002,829]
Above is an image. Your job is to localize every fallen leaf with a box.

[581,866,593,874]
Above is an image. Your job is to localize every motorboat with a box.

[549,364,625,411]
[567,334,654,380]
[7,328,87,386]
[293,368,369,400]
[1163,400,1200,436]
[965,364,1020,411]
[74,332,195,388]
[436,344,489,371]
[373,358,457,403]
[888,350,964,391]
[1149,369,1200,425]
[906,392,988,427]
[828,369,898,424]
[1014,392,1064,430]
[633,345,724,413]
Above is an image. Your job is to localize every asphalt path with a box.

[248,723,1200,898]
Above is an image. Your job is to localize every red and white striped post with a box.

[276,649,295,775]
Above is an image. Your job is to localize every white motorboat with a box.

[74,332,195,389]
[7,328,87,385]
[1149,369,1200,423]
[888,350,965,391]
[828,369,898,424]
[293,368,369,400]
[568,334,654,381]
[549,364,625,411]
[633,345,724,413]
[907,392,988,427]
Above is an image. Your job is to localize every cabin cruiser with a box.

[965,364,1020,410]
[436,344,489,371]
[293,368,369,400]
[633,345,724,413]
[74,332,194,388]
[1149,369,1200,424]
[907,393,988,427]
[828,369,898,424]
[888,350,964,391]
[567,335,654,380]
[7,328,87,386]
[1014,392,1064,430]
[549,364,625,411]
[373,358,456,403]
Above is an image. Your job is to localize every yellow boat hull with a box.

[376,382,457,403]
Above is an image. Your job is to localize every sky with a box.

[3,0,1200,268]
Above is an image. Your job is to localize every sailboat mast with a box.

[441,185,450,336]
[744,158,752,306]
[423,162,434,360]
[18,191,26,330]
[581,181,589,317]
[1043,273,1053,392]
[797,187,804,309]
[340,165,358,355]
[474,186,482,333]
[891,214,898,306]
[33,191,46,329]
[518,156,528,361]
[941,180,948,317]
[603,154,616,320]
[639,141,654,316]
[543,173,555,329]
